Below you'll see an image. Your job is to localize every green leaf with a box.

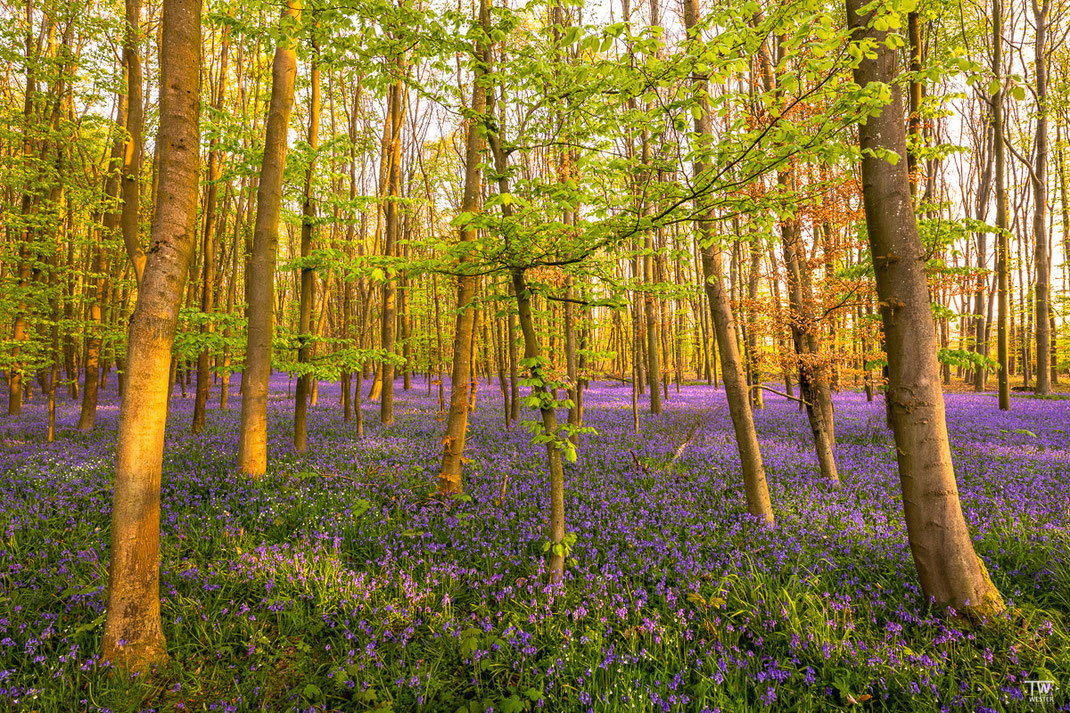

[500,694,525,713]
[451,211,476,227]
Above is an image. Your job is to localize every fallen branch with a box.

[496,470,511,505]
[667,419,702,470]
[749,384,812,407]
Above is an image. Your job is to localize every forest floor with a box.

[1,376,1069,712]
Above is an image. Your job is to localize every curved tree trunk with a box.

[847,0,1004,616]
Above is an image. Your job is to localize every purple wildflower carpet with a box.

[1,375,1068,711]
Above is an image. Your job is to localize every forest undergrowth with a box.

[1,376,1068,712]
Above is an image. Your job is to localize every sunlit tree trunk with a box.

[847,0,1004,616]
[238,0,301,475]
[101,0,201,669]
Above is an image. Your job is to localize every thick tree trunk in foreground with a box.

[847,0,1004,616]
[684,0,774,526]
[238,0,301,475]
[102,0,201,669]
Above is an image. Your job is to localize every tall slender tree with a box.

[294,37,321,454]
[683,0,774,526]
[193,26,229,434]
[1033,0,1052,395]
[380,68,405,426]
[437,0,488,495]
[993,0,1010,410]
[238,0,302,475]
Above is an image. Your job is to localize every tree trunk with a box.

[220,179,245,410]
[972,128,993,391]
[238,0,301,475]
[684,0,774,526]
[1033,0,1051,395]
[847,0,1004,616]
[193,28,229,433]
[512,268,566,583]
[102,0,201,669]
[380,72,405,426]
[294,41,320,454]
[993,0,1010,409]
[436,3,486,493]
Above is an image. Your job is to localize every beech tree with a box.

[847,0,1005,615]
[102,0,202,668]
[238,0,301,475]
